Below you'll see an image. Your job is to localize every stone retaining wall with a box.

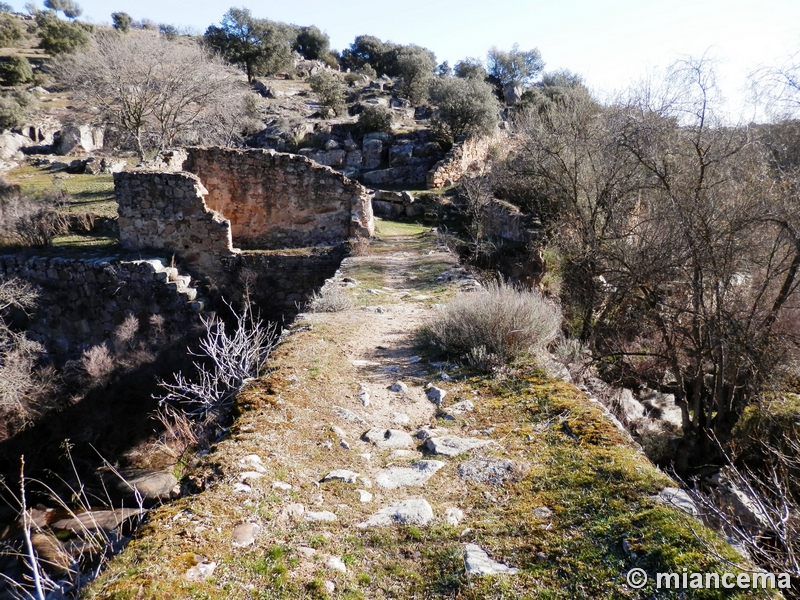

[115,170,234,280]
[221,248,346,322]
[427,135,500,189]
[0,255,201,355]
[184,147,373,250]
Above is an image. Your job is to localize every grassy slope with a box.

[81,222,765,600]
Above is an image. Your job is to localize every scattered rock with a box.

[117,469,178,501]
[392,412,410,425]
[389,381,409,393]
[426,385,447,406]
[340,440,351,450]
[273,481,293,491]
[464,544,519,575]
[324,580,335,594]
[357,499,435,528]
[305,510,338,522]
[185,559,217,582]
[362,428,414,448]
[240,471,265,484]
[458,459,527,486]
[358,489,373,503]
[425,436,490,457]
[233,483,251,493]
[232,522,260,547]
[445,507,464,525]
[322,470,360,484]
[333,405,368,425]
[297,546,316,558]
[415,426,449,440]
[239,454,267,473]
[531,506,553,520]
[330,425,347,438]
[326,556,347,573]
[653,487,698,516]
[376,460,446,489]
[278,503,306,524]
[358,383,371,407]
[445,399,474,415]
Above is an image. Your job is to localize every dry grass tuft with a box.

[422,280,561,371]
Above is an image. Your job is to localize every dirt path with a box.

[85,223,743,600]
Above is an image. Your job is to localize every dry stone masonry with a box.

[0,254,201,355]
[183,147,373,249]
[115,147,374,288]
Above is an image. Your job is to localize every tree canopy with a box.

[487,44,544,89]
[204,8,296,81]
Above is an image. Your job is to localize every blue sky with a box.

[14,0,800,118]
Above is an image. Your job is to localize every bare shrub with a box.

[306,283,353,313]
[422,280,562,371]
[0,278,50,437]
[551,337,591,382]
[112,314,139,351]
[79,343,115,385]
[686,438,800,583]
[0,186,67,247]
[157,304,277,421]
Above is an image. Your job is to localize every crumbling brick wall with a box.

[184,147,374,250]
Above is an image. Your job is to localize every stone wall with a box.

[115,170,234,280]
[0,255,201,356]
[183,147,373,250]
[222,248,347,321]
[427,135,500,189]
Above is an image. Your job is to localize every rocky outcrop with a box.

[53,125,105,155]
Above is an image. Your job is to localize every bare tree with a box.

[55,31,249,159]
[507,58,800,468]
[752,50,800,120]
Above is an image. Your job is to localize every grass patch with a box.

[6,163,118,217]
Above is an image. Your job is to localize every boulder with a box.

[372,199,404,218]
[53,125,104,155]
[345,150,362,167]
[362,138,383,170]
[502,84,523,105]
[0,131,31,160]
[116,469,178,501]
[50,508,144,534]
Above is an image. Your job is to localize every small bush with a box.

[0,96,25,129]
[0,54,33,85]
[343,72,361,87]
[0,13,22,47]
[422,280,561,371]
[307,283,353,313]
[308,71,345,118]
[0,183,68,247]
[358,104,392,133]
